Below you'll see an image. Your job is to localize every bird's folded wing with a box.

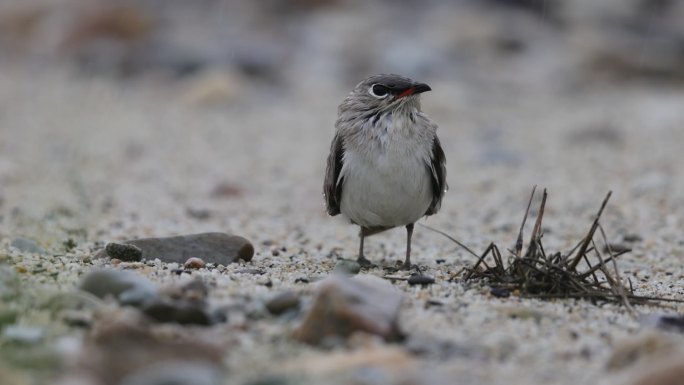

[323,133,344,216]
[426,136,447,215]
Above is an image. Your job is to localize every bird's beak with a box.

[396,82,431,98]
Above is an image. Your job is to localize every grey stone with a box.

[333,259,361,275]
[105,242,143,262]
[293,274,404,345]
[10,237,47,255]
[97,233,254,265]
[79,268,157,307]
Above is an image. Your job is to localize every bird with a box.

[323,74,447,270]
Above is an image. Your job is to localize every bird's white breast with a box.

[339,112,433,228]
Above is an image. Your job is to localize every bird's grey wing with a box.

[323,133,344,216]
[425,136,447,216]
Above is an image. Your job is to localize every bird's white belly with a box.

[339,149,432,228]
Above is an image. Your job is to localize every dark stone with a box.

[408,274,435,286]
[623,234,643,242]
[490,286,511,298]
[265,291,300,315]
[105,242,143,262]
[97,233,254,265]
[142,298,214,325]
[603,243,632,254]
[237,268,265,275]
[186,207,212,220]
[141,279,218,326]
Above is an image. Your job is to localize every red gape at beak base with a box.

[397,88,416,98]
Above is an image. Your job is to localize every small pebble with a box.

[184,257,206,269]
[623,234,643,242]
[105,243,143,262]
[238,268,265,275]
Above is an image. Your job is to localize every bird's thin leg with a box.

[357,227,373,267]
[402,223,414,270]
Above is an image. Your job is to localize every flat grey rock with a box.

[97,233,254,265]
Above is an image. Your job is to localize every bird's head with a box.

[343,74,431,114]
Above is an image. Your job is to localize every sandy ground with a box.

[1,60,684,385]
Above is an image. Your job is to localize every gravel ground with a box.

[1,52,684,385]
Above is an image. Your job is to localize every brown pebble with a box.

[293,275,404,345]
[184,257,205,269]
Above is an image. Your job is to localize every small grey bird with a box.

[323,74,447,269]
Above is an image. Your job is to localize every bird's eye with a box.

[369,84,389,99]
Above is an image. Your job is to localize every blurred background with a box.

[1,2,684,384]
[0,0,683,251]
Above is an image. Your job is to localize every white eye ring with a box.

[368,84,389,99]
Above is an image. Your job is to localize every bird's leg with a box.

[357,228,373,267]
[402,223,415,270]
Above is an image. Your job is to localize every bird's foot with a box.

[357,256,376,268]
[398,260,421,272]
[399,262,414,271]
